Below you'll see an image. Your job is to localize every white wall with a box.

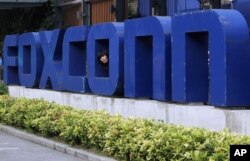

[8,86,250,136]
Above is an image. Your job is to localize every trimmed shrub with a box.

[0,95,250,161]
[0,81,8,95]
[0,95,15,122]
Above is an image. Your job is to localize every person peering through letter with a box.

[97,49,109,75]
[98,50,109,65]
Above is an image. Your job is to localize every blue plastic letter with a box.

[62,26,89,92]
[3,35,19,85]
[39,29,64,90]
[124,16,172,101]
[18,32,43,87]
[172,10,250,107]
[87,23,124,95]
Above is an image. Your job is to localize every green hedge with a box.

[0,81,8,95]
[0,95,250,161]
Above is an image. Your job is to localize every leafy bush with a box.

[0,95,15,122]
[0,81,8,95]
[0,95,250,161]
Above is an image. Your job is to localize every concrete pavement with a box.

[0,131,85,161]
[0,125,116,161]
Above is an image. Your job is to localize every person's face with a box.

[100,55,108,64]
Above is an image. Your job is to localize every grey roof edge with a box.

[0,0,48,3]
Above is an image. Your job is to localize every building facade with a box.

[56,0,169,26]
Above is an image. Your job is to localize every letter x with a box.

[39,29,65,90]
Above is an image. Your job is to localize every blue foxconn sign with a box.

[4,10,250,107]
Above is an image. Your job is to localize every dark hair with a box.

[98,50,109,66]
[98,49,108,57]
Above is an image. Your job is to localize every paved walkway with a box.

[0,131,85,161]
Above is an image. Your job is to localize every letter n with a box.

[125,17,172,101]
[172,10,250,106]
